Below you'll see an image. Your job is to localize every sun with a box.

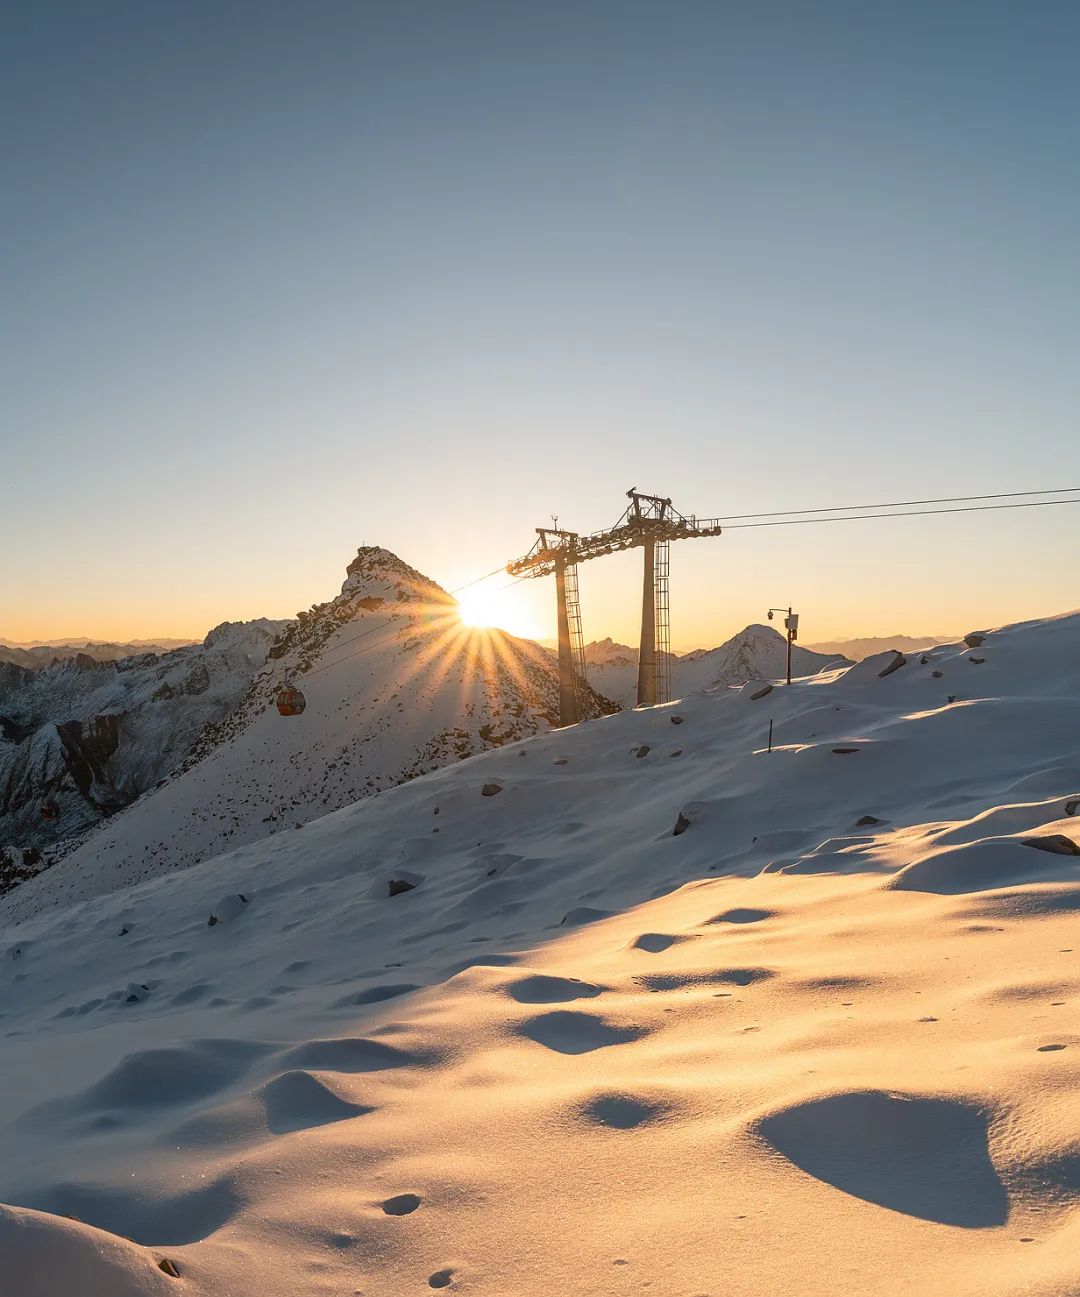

[456,588,502,629]
[455,585,540,639]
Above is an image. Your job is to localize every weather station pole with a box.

[768,606,799,685]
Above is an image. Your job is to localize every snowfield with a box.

[2,611,1080,1295]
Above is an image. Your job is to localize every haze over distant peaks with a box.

[805,633,960,661]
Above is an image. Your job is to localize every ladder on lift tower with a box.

[654,539,671,705]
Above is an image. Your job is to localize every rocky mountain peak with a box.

[583,638,638,666]
[339,546,453,610]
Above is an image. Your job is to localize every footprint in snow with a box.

[631,933,689,953]
[707,908,774,925]
[519,1011,646,1055]
[507,974,604,1004]
[580,1093,670,1130]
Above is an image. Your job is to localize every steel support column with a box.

[554,557,580,726]
[636,536,657,707]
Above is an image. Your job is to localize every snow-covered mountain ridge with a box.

[2,611,1080,1295]
[1,547,615,918]
[0,620,285,853]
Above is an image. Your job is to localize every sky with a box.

[3,1,1079,649]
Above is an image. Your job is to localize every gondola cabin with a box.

[276,685,307,716]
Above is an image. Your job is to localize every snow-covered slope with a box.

[585,622,848,706]
[2,613,1080,1295]
[0,621,283,851]
[1,547,613,919]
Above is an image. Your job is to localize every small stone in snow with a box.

[670,715,684,725]
[388,879,417,896]
[673,812,692,836]
[932,670,944,678]
[635,745,651,758]
[158,1258,181,1278]
[856,815,884,827]
[481,783,502,797]
[964,632,986,648]
[969,656,986,664]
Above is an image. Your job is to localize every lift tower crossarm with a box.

[506,492,722,578]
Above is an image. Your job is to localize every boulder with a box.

[1021,834,1080,857]
[481,783,503,797]
[878,652,906,679]
[673,802,707,836]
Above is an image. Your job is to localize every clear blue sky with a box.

[3,1,1078,646]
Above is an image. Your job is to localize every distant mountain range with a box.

[0,639,197,669]
[579,625,849,708]
[804,634,959,661]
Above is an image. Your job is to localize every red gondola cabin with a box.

[276,685,306,716]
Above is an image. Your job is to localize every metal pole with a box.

[554,557,579,726]
[636,536,657,707]
[768,718,774,753]
[786,605,793,686]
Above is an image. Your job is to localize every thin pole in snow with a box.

[768,718,774,753]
